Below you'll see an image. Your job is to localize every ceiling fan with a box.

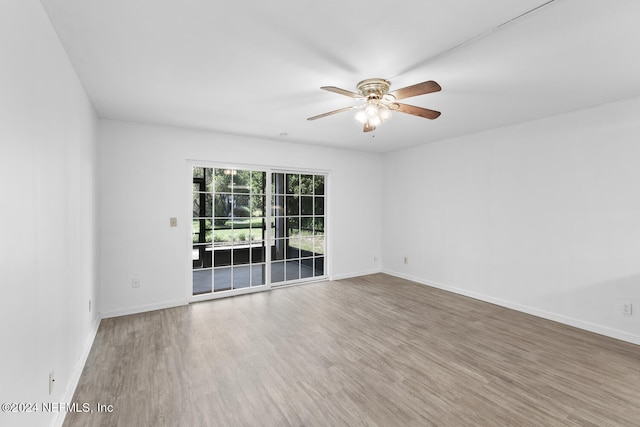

[307,78,441,132]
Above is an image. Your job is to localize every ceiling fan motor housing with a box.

[357,78,392,100]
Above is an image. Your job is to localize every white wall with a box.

[0,1,100,427]
[98,120,382,316]
[382,96,640,345]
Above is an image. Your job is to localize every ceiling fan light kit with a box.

[308,78,441,132]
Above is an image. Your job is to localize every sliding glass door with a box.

[191,166,326,299]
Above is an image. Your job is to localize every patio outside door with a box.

[191,166,327,299]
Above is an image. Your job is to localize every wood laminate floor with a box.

[64,274,640,426]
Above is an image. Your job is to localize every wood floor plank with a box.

[64,274,640,426]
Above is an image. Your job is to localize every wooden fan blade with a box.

[363,122,376,132]
[388,80,441,100]
[393,103,441,120]
[307,106,356,121]
[321,86,362,98]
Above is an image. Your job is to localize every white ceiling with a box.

[40,0,640,153]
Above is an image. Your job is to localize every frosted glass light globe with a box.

[378,105,391,121]
[364,103,379,119]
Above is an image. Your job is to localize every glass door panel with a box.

[192,167,267,295]
[271,172,326,286]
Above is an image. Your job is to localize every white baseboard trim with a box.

[52,314,102,427]
[100,298,188,319]
[383,269,640,346]
[100,272,386,318]
[331,268,382,281]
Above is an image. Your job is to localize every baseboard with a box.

[383,269,640,346]
[100,298,188,319]
[52,314,102,427]
[331,268,382,281]
[100,273,386,317]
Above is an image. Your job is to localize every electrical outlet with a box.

[132,278,140,288]
[49,371,55,395]
[621,302,633,316]
[403,256,408,264]
[169,217,178,227]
